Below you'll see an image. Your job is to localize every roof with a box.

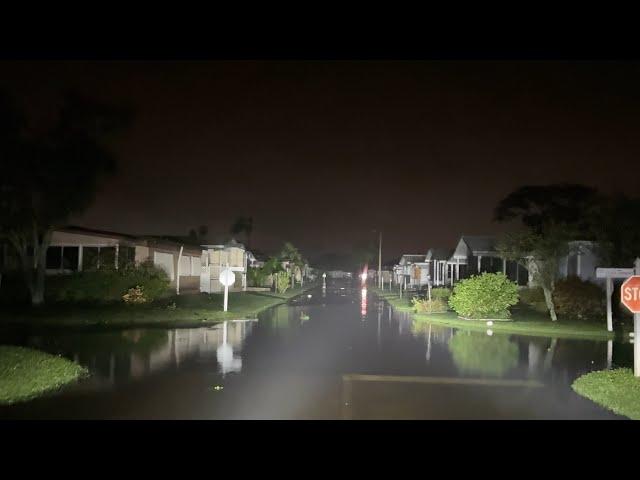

[202,236,246,249]
[399,254,426,264]
[142,235,204,253]
[461,235,497,253]
[57,226,204,253]
[426,248,453,260]
[57,225,140,242]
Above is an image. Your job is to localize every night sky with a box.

[2,60,640,262]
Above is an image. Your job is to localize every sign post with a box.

[620,258,640,377]
[596,266,634,332]
[219,263,235,313]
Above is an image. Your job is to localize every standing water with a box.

[0,280,628,419]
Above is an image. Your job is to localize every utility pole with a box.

[378,231,382,289]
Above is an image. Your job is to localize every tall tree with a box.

[589,193,640,266]
[262,256,284,292]
[494,184,599,235]
[0,91,130,305]
[230,216,253,248]
[497,225,572,321]
[279,242,305,287]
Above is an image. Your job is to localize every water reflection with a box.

[448,330,519,377]
[361,288,367,318]
[216,321,243,375]
[25,320,254,386]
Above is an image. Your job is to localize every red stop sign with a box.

[621,276,640,313]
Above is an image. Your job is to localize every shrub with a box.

[518,286,548,313]
[448,272,519,319]
[247,267,268,287]
[276,271,291,294]
[553,276,605,322]
[412,297,448,314]
[430,287,452,301]
[122,285,147,304]
[47,261,170,304]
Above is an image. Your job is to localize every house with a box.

[200,238,249,293]
[393,254,429,289]
[39,226,203,293]
[425,248,454,286]
[449,235,528,286]
[246,250,264,269]
[560,241,602,284]
[525,240,604,287]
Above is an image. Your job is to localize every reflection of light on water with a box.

[361,288,367,317]
[217,321,242,375]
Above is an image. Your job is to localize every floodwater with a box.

[0,280,630,419]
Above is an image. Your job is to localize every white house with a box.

[526,240,604,287]
[424,248,454,286]
[393,254,429,289]
[31,226,205,294]
[200,238,249,293]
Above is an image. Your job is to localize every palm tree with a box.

[279,242,305,287]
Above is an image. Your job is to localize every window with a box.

[83,247,99,270]
[99,247,116,269]
[62,247,79,271]
[46,247,62,269]
[118,246,136,269]
[567,254,578,277]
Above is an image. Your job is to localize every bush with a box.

[430,287,451,301]
[47,261,170,304]
[412,297,448,314]
[122,285,147,304]
[448,272,519,319]
[518,286,548,313]
[275,271,291,294]
[247,267,268,287]
[553,276,605,322]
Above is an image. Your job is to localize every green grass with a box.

[0,346,88,405]
[572,369,640,420]
[0,283,317,330]
[370,287,615,340]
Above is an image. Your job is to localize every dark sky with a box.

[2,60,640,261]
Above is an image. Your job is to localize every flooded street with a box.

[0,280,628,419]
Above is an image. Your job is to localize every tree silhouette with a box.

[230,216,253,248]
[0,90,131,305]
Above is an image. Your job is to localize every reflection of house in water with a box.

[148,321,253,376]
[38,322,255,388]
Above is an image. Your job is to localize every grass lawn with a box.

[0,346,88,405]
[0,283,317,330]
[572,368,640,420]
[370,287,615,340]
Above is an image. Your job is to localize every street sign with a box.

[621,275,640,314]
[596,268,634,279]
[219,268,235,287]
